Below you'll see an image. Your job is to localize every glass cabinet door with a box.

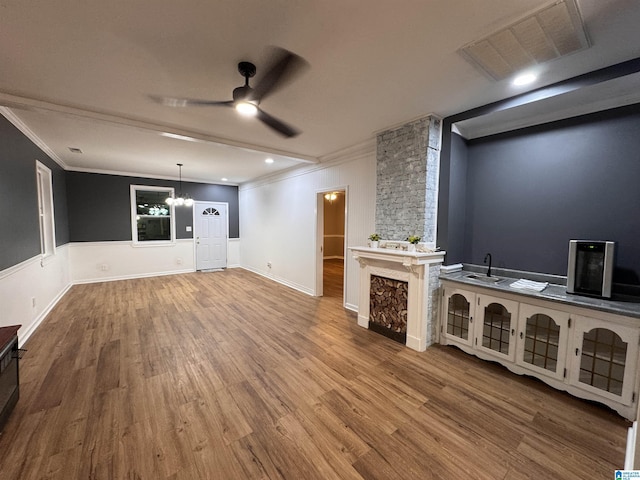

[516,304,570,380]
[570,316,639,405]
[475,295,519,362]
[441,288,475,347]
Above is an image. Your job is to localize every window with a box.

[130,185,175,244]
[36,161,56,258]
[202,207,220,216]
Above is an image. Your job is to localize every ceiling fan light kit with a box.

[235,101,258,116]
[152,47,307,137]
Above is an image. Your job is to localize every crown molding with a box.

[0,106,67,169]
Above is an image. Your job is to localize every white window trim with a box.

[36,160,56,260]
[130,184,176,246]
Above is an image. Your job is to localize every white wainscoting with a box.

[0,244,71,346]
[69,239,195,284]
[227,238,241,268]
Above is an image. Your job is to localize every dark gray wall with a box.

[457,103,640,284]
[438,133,469,264]
[0,115,69,271]
[66,172,239,241]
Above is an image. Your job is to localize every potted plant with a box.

[406,235,421,252]
[368,233,381,248]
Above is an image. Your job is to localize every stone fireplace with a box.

[351,114,444,351]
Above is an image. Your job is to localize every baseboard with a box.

[625,421,637,469]
[20,282,73,347]
[344,302,358,313]
[406,334,428,352]
[72,268,195,285]
[241,266,314,296]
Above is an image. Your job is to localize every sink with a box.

[465,274,502,283]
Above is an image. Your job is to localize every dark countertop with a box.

[440,270,640,319]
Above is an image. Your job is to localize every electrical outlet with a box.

[267,262,272,268]
[100,264,109,271]
[176,257,183,265]
[31,297,36,308]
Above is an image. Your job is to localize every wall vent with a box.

[459,0,590,81]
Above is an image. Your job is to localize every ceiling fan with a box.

[151,47,308,138]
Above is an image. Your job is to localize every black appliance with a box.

[567,240,615,299]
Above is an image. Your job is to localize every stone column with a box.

[374,116,443,348]
[375,116,441,244]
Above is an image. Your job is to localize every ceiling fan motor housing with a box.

[233,85,255,103]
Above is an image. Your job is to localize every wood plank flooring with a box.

[0,265,630,479]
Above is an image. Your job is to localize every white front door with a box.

[194,202,228,270]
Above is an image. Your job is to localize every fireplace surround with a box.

[351,247,445,351]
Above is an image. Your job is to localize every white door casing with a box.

[194,202,228,270]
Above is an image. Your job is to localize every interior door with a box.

[194,202,228,270]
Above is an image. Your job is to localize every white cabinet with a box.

[441,287,475,348]
[476,294,519,362]
[516,304,570,381]
[568,316,639,406]
[439,280,640,420]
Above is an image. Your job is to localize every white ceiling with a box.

[1,0,639,184]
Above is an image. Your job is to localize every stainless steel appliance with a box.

[567,240,615,298]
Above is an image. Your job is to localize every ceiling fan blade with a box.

[251,47,309,102]
[149,95,233,108]
[256,108,300,138]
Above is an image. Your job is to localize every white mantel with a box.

[350,246,445,351]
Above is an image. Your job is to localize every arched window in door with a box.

[202,207,220,216]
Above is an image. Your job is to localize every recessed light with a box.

[265,158,274,164]
[68,147,83,154]
[512,72,537,86]
[221,178,228,182]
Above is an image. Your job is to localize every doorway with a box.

[193,201,228,270]
[315,188,347,300]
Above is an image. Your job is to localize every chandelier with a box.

[166,163,194,207]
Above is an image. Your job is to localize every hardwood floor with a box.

[0,267,629,479]
[323,258,344,299]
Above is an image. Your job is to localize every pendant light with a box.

[166,163,194,207]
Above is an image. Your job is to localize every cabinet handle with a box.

[519,332,523,339]
[470,316,473,323]
[575,348,579,356]
[511,329,515,336]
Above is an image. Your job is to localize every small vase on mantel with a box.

[407,244,416,252]
[368,233,381,248]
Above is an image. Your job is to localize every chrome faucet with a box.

[484,253,492,277]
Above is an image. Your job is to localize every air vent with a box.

[68,147,83,154]
[459,0,590,80]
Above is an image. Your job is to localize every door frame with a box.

[192,201,229,270]
[315,186,348,302]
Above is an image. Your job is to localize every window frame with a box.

[130,184,176,246]
[35,160,56,259]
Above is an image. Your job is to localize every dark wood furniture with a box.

[0,325,21,433]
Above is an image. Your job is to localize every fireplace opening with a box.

[369,275,408,344]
